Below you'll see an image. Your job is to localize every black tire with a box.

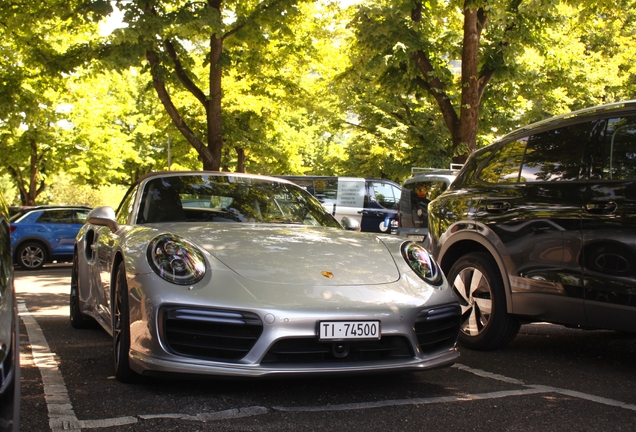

[448,252,520,350]
[70,252,93,329]
[113,263,137,383]
[16,241,47,270]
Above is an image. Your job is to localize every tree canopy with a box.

[0,0,110,204]
[1,0,635,205]
[339,0,636,179]
[102,0,342,172]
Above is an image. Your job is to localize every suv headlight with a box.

[147,235,206,285]
[401,242,443,285]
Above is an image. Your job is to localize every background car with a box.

[278,176,402,234]
[427,100,636,350]
[71,171,460,382]
[10,205,91,270]
[0,191,19,431]
[8,206,33,219]
[397,168,460,242]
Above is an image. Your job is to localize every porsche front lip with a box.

[129,347,459,378]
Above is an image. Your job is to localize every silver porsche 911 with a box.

[70,171,460,382]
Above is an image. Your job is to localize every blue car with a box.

[10,206,91,270]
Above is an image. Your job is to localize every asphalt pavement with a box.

[15,264,636,432]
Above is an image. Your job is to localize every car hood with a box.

[165,224,401,286]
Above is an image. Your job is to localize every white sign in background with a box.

[336,178,365,208]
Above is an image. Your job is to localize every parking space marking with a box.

[272,387,549,412]
[452,363,525,385]
[19,299,636,429]
[18,301,85,432]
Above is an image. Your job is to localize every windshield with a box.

[136,175,342,228]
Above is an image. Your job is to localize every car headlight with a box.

[401,242,443,285]
[147,235,206,285]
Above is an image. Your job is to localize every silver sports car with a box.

[70,171,460,382]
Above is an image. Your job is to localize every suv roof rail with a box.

[410,167,437,174]
[411,164,463,174]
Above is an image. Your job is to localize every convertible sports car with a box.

[70,171,460,382]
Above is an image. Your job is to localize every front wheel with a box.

[17,242,47,270]
[112,263,137,383]
[447,252,520,350]
[70,252,93,329]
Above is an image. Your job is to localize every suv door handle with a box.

[486,202,511,213]
[585,201,617,214]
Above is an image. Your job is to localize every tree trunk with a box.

[206,33,224,171]
[459,2,483,156]
[146,50,216,169]
[9,138,47,205]
[235,147,246,173]
[412,1,491,163]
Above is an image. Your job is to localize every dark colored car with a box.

[278,176,402,233]
[427,100,636,350]
[397,168,459,242]
[0,191,19,431]
[10,205,91,270]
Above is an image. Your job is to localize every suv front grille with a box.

[261,336,413,364]
[161,307,263,362]
[414,304,461,354]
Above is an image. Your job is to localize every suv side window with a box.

[597,117,636,180]
[521,123,591,182]
[76,210,89,224]
[479,138,527,183]
[37,210,75,224]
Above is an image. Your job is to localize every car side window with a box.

[404,180,449,209]
[116,186,138,225]
[479,138,527,183]
[37,210,75,223]
[597,117,636,180]
[520,123,591,182]
[76,211,89,224]
[371,182,399,210]
[312,180,338,205]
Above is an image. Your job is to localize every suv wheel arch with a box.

[446,251,521,350]
[437,234,514,315]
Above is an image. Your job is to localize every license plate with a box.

[318,321,381,341]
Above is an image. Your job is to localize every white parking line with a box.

[19,300,636,430]
[18,301,85,432]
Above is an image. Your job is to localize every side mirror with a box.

[88,206,119,233]
[341,216,361,232]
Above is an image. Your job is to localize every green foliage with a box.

[40,172,128,208]
[0,0,111,204]
[2,0,636,193]
[0,175,18,206]
[60,67,197,186]
[341,0,636,182]
[101,0,347,173]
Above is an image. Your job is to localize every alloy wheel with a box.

[452,266,493,336]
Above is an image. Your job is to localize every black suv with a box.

[427,100,636,350]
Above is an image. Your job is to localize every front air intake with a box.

[161,307,263,362]
[414,304,461,354]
